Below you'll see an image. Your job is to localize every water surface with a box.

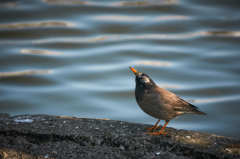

[0,0,240,138]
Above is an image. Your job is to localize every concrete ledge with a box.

[0,114,239,159]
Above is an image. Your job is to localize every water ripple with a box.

[43,0,88,5]
[91,15,189,22]
[32,30,240,45]
[43,0,178,7]
[192,95,240,104]
[205,30,240,37]
[112,0,178,7]
[20,49,63,56]
[0,69,52,78]
[0,21,74,30]
[133,60,173,67]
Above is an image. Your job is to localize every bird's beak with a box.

[129,67,139,76]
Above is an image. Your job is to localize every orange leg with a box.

[147,120,170,135]
[147,119,161,131]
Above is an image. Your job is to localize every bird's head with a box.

[129,67,156,89]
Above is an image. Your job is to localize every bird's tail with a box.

[189,103,206,115]
[194,109,206,115]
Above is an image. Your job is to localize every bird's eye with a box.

[141,76,151,83]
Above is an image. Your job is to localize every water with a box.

[0,0,240,138]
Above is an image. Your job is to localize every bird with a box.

[129,66,206,135]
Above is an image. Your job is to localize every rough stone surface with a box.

[0,114,239,159]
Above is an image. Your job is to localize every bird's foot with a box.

[146,125,161,132]
[146,130,167,136]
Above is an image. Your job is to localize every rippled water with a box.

[0,0,240,138]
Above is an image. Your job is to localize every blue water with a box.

[0,0,240,138]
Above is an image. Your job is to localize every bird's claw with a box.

[146,125,161,132]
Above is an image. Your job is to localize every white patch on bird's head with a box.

[135,72,155,89]
[141,76,151,83]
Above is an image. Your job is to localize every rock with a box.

[0,114,239,159]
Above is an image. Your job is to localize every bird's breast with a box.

[135,87,177,120]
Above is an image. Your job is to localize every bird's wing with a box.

[173,96,206,115]
[157,87,205,115]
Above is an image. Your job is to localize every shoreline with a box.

[0,113,239,159]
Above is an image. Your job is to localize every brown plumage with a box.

[130,67,206,135]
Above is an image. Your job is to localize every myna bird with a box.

[129,67,206,135]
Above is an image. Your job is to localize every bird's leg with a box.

[147,119,161,131]
[147,120,169,135]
